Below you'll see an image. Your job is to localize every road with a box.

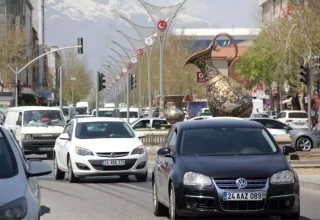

[36,158,320,220]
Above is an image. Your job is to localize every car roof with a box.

[8,106,63,111]
[92,108,114,111]
[75,117,124,123]
[176,119,264,130]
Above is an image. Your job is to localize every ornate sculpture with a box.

[183,33,253,117]
[154,95,185,124]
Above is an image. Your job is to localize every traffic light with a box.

[300,64,309,85]
[98,72,106,91]
[130,74,136,90]
[78,37,83,54]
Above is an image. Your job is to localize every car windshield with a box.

[75,107,86,115]
[75,121,135,139]
[180,127,278,156]
[93,110,114,117]
[288,112,308,118]
[120,111,138,118]
[23,110,65,127]
[62,108,69,116]
[0,137,17,178]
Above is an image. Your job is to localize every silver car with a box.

[0,126,52,219]
[248,118,320,151]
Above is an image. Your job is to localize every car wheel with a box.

[47,152,53,159]
[297,137,312,151]
[169,183,180,220]
[68,157,79,183]
[281,211,300,219]
[135,171,148,182]
[53,154,65,180]
[153,182,167,216]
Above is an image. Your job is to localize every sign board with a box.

[197,72,205,83]
[46,92,54,101]
[187,101,208,118]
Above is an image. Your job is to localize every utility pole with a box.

[313,56,320,131]
[59,66,63,110]
[96,72,99,117]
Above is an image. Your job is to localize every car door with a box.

[62,120,75,167]
[56,123,71,170]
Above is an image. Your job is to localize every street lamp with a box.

[71,77,76,106]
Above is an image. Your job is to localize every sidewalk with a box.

[299,175,320,191]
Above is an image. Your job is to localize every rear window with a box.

[0,134,18,178]
[180,127,278,156]
[288,112,307,118]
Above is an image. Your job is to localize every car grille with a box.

[214,178,268,189]
[89,159,137,171]
[220,200,265,211]
[96,152,129,158]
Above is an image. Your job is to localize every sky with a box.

[45,0,261,75]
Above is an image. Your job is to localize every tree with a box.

[236,2,320,110]
[0,26,27,91]
[62,50,93,105]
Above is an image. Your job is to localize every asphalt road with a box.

[36,158,320,220]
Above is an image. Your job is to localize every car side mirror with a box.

[27,160,52,178]
[157,147,171,157]
[66,119,70,124]
[284,126,293,131]
[16,120,22,126]
[283,145,296,156]
[59,133,70,140]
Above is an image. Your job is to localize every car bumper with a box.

[22,139,56,154]
[70,153,148,177]
[174,180,300,217]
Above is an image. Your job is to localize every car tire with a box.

[68,157,79,183]
[47,152,53,159]
[135,171,148,182]
[297,137,312,151]
[169,183,181,220]
[53,154,65,180]
[153,182,167,216]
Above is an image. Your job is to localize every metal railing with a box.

[140,134,166,146]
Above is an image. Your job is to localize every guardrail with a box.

[141,134,166,146]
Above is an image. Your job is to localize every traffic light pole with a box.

[96,72,99,117]
[126,72,130,123]
[59,66,63,111]
[308,63,312,131]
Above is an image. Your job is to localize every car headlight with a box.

[75,147,93,156]
[183,172,212,186]
[0,197,27,219]
[132,145,145,155]
[22,134,33,140]
[270,170,294,184]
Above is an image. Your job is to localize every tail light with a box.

[285,120,293,124]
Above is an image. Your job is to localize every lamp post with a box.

[71,77,76,106]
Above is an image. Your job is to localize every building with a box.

[47,46,63,105]
[0,0,37,106]
[259,0,307,23]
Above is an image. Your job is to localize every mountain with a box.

[45,0,216,74]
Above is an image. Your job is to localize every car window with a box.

[180,127,278,156]
[153,120,166,129]
[277,112,286,119]
[163,127,175,148]
[23,110,65,127]
[75,121,135,139]
[120,111,139,118]
[63,124,71,134]
[69,121,74,138]
[133,120,150,129]
[288,112,308,118]
[6,130,29,170]
[263,120,285,129]
[0,132,18,178]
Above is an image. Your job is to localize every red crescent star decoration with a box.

[137,49,144,56]
[127,63,132,69]
[120,72,124,77]
[158,20,167,31]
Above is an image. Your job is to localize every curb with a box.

[291,164,320,168]
[300,181,320,191]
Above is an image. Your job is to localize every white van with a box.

[4,106,66,158]
[120,108,142,123]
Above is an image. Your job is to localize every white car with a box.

[0,126,52,219]
[277,110,308,129]
[53,117,148,183]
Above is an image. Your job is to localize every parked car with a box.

[130,118,168,130]
[0,126,52,219]
[152,119,300,220]
[277,110,308,130]
[53,117,148,183]
[250,112,270,118]
[249,118,320,151]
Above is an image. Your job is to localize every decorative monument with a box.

[183,33,253,117]
[154,95,185,124]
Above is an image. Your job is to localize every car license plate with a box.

[295,123,304,125]
[39,147,52,151]
[223,192,263,201]
[102,160,125,166]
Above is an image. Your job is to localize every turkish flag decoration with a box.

[137,49,144,56]
[157,20,167,32]
[127,63,132,69]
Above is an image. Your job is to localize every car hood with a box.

[0,176,26,206]
[180,154,288,179]
[74,138,143,152]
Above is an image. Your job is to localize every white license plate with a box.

[295,123,305,125]
[39,147,52,151]
[102,160,125,166]
[223,192,263,201]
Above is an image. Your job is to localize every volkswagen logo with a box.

[110,153,116,158]
[236,178,247,189]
